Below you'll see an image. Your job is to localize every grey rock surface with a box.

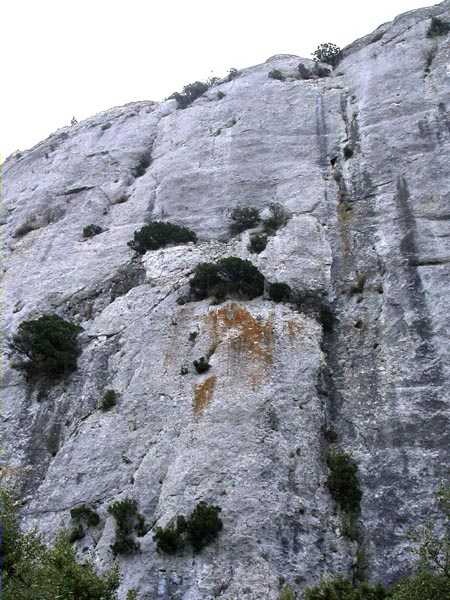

[1,1,449,598]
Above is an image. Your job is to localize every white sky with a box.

[1,0,433,159]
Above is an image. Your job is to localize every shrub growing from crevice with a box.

[229,206,260,235]
[83,224,103,238]
[189,257,264,301]
[100,389,118,411]
[326,450,362,516]
[268,69,286,81]
[269,282,292,303]
[169,81,210,109]
[108,498,147,556]
[427,17,450,38]
[248,232,269,254]
[304,578,388,600]
[154,502,222,555]
[11,315,82,380]
[193,357,210,374]
[69,504,100,542]
[226,68,240,82]
[262,202,290,235]
[128,221,197,254]
[312,43,342,67]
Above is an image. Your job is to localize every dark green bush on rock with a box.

[268,69,286,81]
[128,221,197,254]
[427,17,450,38]
[326,451,362,515]
[229,206,260,235]
[304,578,388,600]
[248,232,268,254]
[100,389,118,411]
[190,257,265,301]
[312,43,342,67]
[193,356,210,374]
[169,81,210,109]
[154,502,222,555]
[83,224,103,238]
[70,504,100,527]
[263,203,290,235]
[108,498,147,556]
[11,315,82,379]
[269,282,292,303]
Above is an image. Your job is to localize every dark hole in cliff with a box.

[343,145,354,160]
[330,157,337,166]
[354,320,363,329]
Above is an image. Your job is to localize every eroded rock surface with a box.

[1,2,449,598]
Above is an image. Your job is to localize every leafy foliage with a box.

[248,232,268,254]
[312,43,342,67]
[83,224,103,238]
[70,504,100,527]
[268,69,286,81]
[190,257,265,301]
[279,585,296,600]
[11,314,82,379]
[128,221,197,254]
[304,578,388,600]
[169,81,210,109]
[262,203,290,235]
[100,389,118,411]
[269,282,292,303]
[427,17,450,38]
[154,502,222,555]
[0,489,119,600]
[229,206,260,235]
[326,451,362,515]
[193,356,210,374]
[108,498,147,556]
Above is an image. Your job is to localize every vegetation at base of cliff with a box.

[83,223,103,238]
[312,43,342,67]
[427,17,450,38]
[128,221,197,254]
[154,501,223,554]
[108,498,147,556]
[189,257,265,301]
[0,489,120,600]
[326,450,362,516]
[10,314,82,380]
[100,389,118,411]
[304,579,389,599]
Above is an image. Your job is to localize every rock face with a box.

[1,2,449,598]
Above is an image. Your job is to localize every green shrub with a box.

[229,206,260,235]
[187,501,223,552]
[154,516,187,554]
[169,81,210,109]
[390,570,450,600]
[226,67,240,81]
[83,224,103,238]
[0,489,119,600]
[326,451,362,515]
[269,282,291,303]
[304,578,388,600]
[248,232,268,254]
[427,17,450,38]
[263,203,290,235]
[154,502,222,555]
[11,315,82,379]
[312,43,342,67]
[100,389,118,411]
[268,69,286,81]
[108,498,147,556]
[217,91,226,100]
[193,357,210,374]
[190,257,265,301]
[279,585,295,600]
[68,523,85,543]
[70,504,100,527]
[128,221,197,254]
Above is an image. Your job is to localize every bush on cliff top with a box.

[312,43,342,67]
[128,221,197,254]
[11,314,82,379]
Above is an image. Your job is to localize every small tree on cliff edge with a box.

[312,43,342,67]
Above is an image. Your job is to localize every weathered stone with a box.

[1,2,449,599]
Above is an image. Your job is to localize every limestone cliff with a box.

[1,1,449,598]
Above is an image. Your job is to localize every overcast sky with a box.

[2,0,433,158]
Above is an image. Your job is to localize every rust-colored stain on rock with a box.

[287,319,303,339]
[193,375,217,416]
[209,303,273,365]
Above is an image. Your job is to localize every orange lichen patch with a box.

[287,319,303,339]
[193,375,217,416]
[209,303,273,365]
